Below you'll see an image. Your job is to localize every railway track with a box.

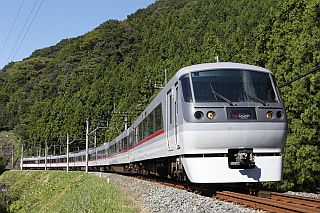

[216,190,320,213]
[132,175,320,213]
[100,172,320,212]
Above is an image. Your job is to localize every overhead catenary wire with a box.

[6,0,39,63]
[0,0,25,58]
[11,0,45,61]
[6,0,45,63]
[279,64,320,89]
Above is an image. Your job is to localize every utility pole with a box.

[38,146,41,156]
[165,69,167,84]
[67,134,82,172]
[45,141,48,171]
[94,131,97,160]
[124,113,128,130]
[154,69,168,89]
[66,134,69,172]
[85,119,89,173]
[11,146,14,169]
[20,145,23,170]
[85,119,108,173]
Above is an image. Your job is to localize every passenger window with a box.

[155,104,163,131]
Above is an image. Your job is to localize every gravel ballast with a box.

[94,172,263,213]
[284,191,320,199]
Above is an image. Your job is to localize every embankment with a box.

[0,170,140,213]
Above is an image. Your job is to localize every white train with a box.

[22,62,288,183]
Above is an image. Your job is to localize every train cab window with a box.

[180,74,193,102]
[191,70,278,103]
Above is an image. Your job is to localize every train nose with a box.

[182,122,287,151]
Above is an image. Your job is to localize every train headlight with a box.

[276,111,282,118]
[266,111,273,119]
[207,111,216,120]
[194,111,204,120]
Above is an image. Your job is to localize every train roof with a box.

[175,62,273,77]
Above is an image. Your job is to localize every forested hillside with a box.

[0,0,319,192]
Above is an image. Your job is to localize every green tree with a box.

[0,154,5,174]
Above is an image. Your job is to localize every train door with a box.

[128,128,136,161]
[174,83,179,149]
[166,84,178,151]
[166,90,174,151]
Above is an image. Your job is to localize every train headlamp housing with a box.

[276,111,282,119]
[194,111,204,120]
[207,111,216,120]
[266,111,273,119]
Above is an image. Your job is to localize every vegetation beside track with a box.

[0,131,21,172]
[0,170,140,213]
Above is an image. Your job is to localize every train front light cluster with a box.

[207,111,216,120]
[276,111,282,118]
[194,111,216,120]
[194,111,204,120]
[266,110,284,120]
[266,111,273,119]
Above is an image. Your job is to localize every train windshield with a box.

[187,69,278,103]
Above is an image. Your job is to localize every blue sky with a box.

[0,0,155,69]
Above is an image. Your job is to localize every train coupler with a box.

[228,148,255,169]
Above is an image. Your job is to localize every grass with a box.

[0,170,141,213]
[0,131,10,136]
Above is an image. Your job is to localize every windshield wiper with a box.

[242,91,268,106]
[210,84,235,106]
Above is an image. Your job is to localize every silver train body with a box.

[22,62,288,183]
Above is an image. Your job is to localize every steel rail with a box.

[268,192,320,210]
[215,191,319,213]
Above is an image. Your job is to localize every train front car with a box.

[178,63,287,183]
